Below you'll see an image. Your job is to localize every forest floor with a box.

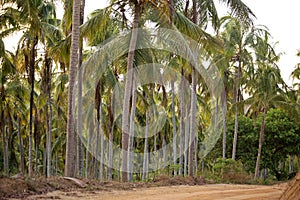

[0,175,287,200]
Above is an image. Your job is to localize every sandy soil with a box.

[21,183,286,200]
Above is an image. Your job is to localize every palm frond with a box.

[198,0,220,30]
[220,0,255,26]
[81,8,120,46]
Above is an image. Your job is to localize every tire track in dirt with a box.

[22,184,286,200]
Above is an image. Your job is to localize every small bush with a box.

[211,158,252,184]
[222,172,252,184]
[213,158,243,174]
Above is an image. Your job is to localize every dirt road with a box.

[23,183,285,200]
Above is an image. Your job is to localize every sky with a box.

[242,0,300,86]
[4,0,300,86]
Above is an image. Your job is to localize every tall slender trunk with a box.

[5,125,9,173]
[44,69,49,176]
[184,104,190,176]
[76,0,85,178]
[221,90,227,159]
[232,55,242,160]
[232,101,238,160]
[154,125,157,172]
[163,135,167,174]
[65,0,81,177]
[45,54,53,177]
[194,136,198,175]
[94,117,100,179]
[43,141,47,175]
[142,111,149,181]
[188,67,196,177]
[171,81,177,176]
[29,36,38,177]
[34,112,40,174]
[128,77,137,181]
[0,72,8,174]
[1,111,8,174]
[107,93,115,181]
[121,2,140,182]
[118,144,121,181]
[48,84,53,176]
[254,108,266,179]
[179,69,185,175]
[99,105,104,180]
[17,118,25,174]
[187,0,197,177]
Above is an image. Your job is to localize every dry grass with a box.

[280,171,300,200]
[0,175,206,199]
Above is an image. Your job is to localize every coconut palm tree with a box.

[245,31,287,179]
[0,34,30,174]
[2,0,58,176]
[0,40,15,174]
[76,0,85,178]
[65,0,81,177]
[218,16,259,160]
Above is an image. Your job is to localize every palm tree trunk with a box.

[107,93,115,181]
[5,127,9,174]
[43,141,47,175]
[195,136,198,175]
[34,112,40,174]
[154,125,158,172]
[128,77,137,181]
[99,105,104,180]
[1,112,8,174]
[232,57,242,160]
[17,118,25,174]
[142,111,149,181]
[76,0,85,178]
[184,104,190,176]
[188,67,196,177]
[163,135,167,174]
[255,108,266,179]
[45,54,53,178]
[65,0,81,177]
[121,2,140,182]
[232,101,238,160]
[171,81,177,176]
[179,70,185,175]
[188,0,197,177]
[29,36,38,177]
[221,90,227,159]
[94,117,100,179]
[118,144,121,181]
[47,91,53,177]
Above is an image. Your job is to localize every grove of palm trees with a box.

[0,0,300,199]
